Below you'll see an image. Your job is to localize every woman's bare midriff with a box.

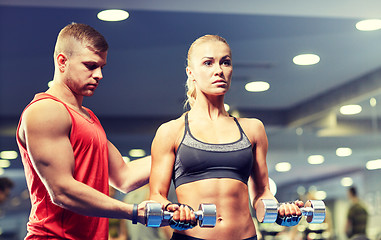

[174,178,256,240]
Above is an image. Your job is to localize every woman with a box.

[149,35,303,240]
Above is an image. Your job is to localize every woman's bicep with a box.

[252,133,269,189]
[149,124,177,202]
[248,119,274,206]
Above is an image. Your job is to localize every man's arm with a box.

[21,100,144,221]
[107,141,151,193]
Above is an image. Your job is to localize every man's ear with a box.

[57,53,67,72]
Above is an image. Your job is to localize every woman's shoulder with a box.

[235,117,267,142]
[155,113,186,137]
[236,117,265,130]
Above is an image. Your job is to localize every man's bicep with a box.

[24,103,75,188]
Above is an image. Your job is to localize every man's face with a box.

[0,188,10,204]
[64,44,107,97]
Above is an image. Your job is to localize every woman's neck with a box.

[190,96,228,120]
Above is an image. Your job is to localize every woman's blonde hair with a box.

[184,35,231,109]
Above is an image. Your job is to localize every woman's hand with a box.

[276,200,304,227]
[166,203,197,230]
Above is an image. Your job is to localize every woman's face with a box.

[187,41,232,97]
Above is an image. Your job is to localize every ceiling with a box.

[1,0,381,209]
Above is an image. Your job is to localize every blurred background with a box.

[0,1,381,239]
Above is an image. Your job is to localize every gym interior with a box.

[0,1,381,239]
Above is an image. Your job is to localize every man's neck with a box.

[46,82,84,110]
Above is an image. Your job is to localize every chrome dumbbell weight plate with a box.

[256,199,278,223]
[145,203,217,228]
[197,203,216,227]
[256,199,326,224]
[145,202,163,227]
[304,200,326,224]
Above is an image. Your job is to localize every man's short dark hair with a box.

[0,177,14,192]
[349,186,357,197]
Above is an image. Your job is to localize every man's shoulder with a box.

[26,96,66,114]
[22,95,70,129]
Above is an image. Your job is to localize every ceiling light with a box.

[308,155,324,165]
[129,149,146,158]
[122,156,130,163]
[296,127,303,136]
[0,151,18,160]
[275,162,291,172]
[0,160,10,168]
[97,9,129,22]
[268,178,277,196]
[224,103,230,111]
[366,159,381,170]
[293,54,320,66]
[245,81,270,92]
[356,19,381,31]
[370,97,377,107]
[341,177,353,187]
[340,105,362,115]
[336,147,352,157]
[315,191,327,200]
[231,110,240,118]
[297,186,306,195]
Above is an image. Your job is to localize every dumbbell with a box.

[256,199,326,224]
[145,202,216,228]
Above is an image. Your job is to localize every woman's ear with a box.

[186,67,195,82]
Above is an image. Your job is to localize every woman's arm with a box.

[149,121,178,205]
[245,118,275,209]
[149,119,195,227]
[245,118,303,224]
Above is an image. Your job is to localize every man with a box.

[346,186,368,240]
[0,177,14,204]
[16,23,151,239]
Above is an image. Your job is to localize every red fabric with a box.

[16,93,109,239]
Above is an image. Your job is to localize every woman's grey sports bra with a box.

[172,113,254,188]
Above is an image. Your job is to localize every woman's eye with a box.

[203,61,212,66]
[222,60,231,66]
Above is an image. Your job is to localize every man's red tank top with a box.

[16,93,109,239]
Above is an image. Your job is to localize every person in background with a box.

[346,186,368,240]
[0,177,14,204]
